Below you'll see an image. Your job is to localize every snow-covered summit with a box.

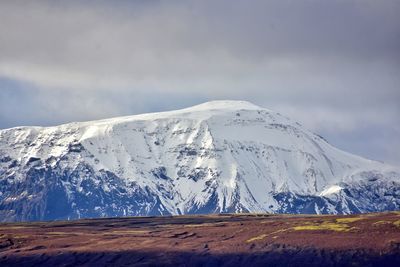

[180,100,263,111]
[75,100,266,126]
[0,101,399,222]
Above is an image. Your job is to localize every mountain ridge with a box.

[0,100,399,221]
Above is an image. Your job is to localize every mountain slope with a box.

[0,100,399,221]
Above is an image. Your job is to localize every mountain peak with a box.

[91,100,267,125]
[184,100,263,112]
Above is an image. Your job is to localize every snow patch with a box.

[319,185,343,196]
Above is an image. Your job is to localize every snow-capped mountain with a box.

[0,100,399,222]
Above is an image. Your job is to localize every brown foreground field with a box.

[0,212,399,266]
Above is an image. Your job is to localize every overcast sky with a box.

[0,0,399,165]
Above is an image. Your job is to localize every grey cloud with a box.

[0,0,398,90]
